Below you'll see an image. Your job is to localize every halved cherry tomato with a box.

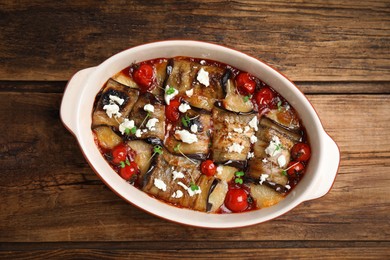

[224,188,248,212]
[291,143,311,162]
[120,161,139,181]
[236,73,256,95]
[165,98,181,122]
[254,87,274,107]
[112,144,127,164]
[133,64,154,92]
[286,161,305,176]
[201,160,216,176]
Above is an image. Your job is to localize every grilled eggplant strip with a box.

[250,183,284,208]
[128,93,165,141]
[211,106,255,163]
[111,70,138,89]
[193,175,217,212]
[207,179,228,212]
[142,149,202,208]
[93,126,122,150]
[126,140,153,180]
[165,58,197,93]
[92,79,140,128]
[221,70,253,113]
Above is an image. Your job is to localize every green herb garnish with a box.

[243,95,251,102]
[282,170,287,176]
[235,178,243,184]
[190,183,199,191]
[235,171,245,177]
[130,126,137,134]
[153,145,163,155]
[181,114,191,127]
[166,86,176,95]
[120,161,126,168]
[174,143,181,152]
[277,100,283,111]
[125,128,130,135]
[125,159,130,166]
[234,171,245,185]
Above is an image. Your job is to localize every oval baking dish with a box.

[60,40,340,228]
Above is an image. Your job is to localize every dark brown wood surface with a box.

[0,1,389,259]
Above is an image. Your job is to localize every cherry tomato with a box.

[165,98,181,122]
[133,64,154,91]
[224,188,248,212]
[236,73,256,95]
[119,161,139,181]
[112,144,127,164]
[291,143,311,161]
[286,161,305,176]
[254,87,274,108]
[201,160,216,176]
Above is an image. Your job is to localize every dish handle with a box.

[60,67,95,135]
[306,133,340,201]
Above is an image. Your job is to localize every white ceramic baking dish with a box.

[60,40,340,228]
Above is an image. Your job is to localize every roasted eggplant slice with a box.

[92,79,139,128]
[193,175,217,212]
[222,75,254,113]
[215,165,237,182]
[126,140,153,178]
[165,58,197,94]
[207,179,228,212]
[265,107,300,130]
[212,106,256,163]
[93,126,122,150]
[250,183,284,208]
[111,69,138,89]
[128,93,165,141]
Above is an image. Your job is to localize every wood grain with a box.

[0,0,389,81]
[0,92,389,242]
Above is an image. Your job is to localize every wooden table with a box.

[1,1,389,259]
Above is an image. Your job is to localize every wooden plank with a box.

[0,1,389,81]
[0,93,389,242]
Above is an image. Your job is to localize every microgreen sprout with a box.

[243,95,252,103]
[120,159,131,168]
[181,114,191,127]
[125,126,137,135]
[282,161,300,176]
[148,145,163,162]
[234,171,245,184]
[174,144,197,165]
[139,112,151,128]
[166,86,176,95]
[277,100,283,111]
[190,182,200,191]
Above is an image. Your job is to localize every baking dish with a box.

[60,40,340,228]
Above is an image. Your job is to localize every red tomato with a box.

[224,188,248,212]
[236,73,256,95]
[119,162,139,181]
[286,161,305,176]
[112,144,127,164]
[254,87,274,107]
[291,143,311,161]
[201,160,216,176]
[165,98,181,122]
[133,64,154,91]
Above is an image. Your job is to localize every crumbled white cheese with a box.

[164,85,179,105]
[259,174,269,185]
[227,143,245,153]
[142,129,148,133]
[172,170,185,181]
[175,129,198,144]
[135,129,142,138]
[143,104,154,113]
[247,152,255,159]
[244,126,251,133]
[185,88,194,97]
[233,128,243,133]
[262,158,268,163]
[277,154,287,167]
[171,190,184,198]
[178,103,191,113]
[103,103,121,118]
[250,135,258,144]
[190,124,198,133]
[154,178,167,191]
[197,68,210,87]
[285,185,291,190]
[109,95,124,105]
[249,116,258,131]
[265,136,282,157]
[200,60,206,65]
[177,181,202,197]
[146,118,159,131]
[216,166,223,175]
[119,119,135,135]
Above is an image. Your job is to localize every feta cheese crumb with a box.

[175,129,198,144]
[154,178,167,191]
[185,88,194,97]
[244,126,250,133]
[200,60,206,65]
[247,152,255,159]
[250,135,258,144]
[190,124,198,133]
[164,85,179,105]
[249,116,258,131]
[177,181,202,197]
[171,190,184,198]
[109,95,124,105]
[119,119,135,135]
[143,104,154,113]
[135,129,142,138]
[178,103,191,113]
[265,136,282,156]
[233,128,243,133]
[285,185,291,190]
[262,158,268,163]
[146,118,159,131]
[277,154,287,167]
[103,103,121,118]
[227,143,245,153]
[259,174,269,185]
[172,170,185,181]
[216,166,223,175]
[197,68,210,87]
